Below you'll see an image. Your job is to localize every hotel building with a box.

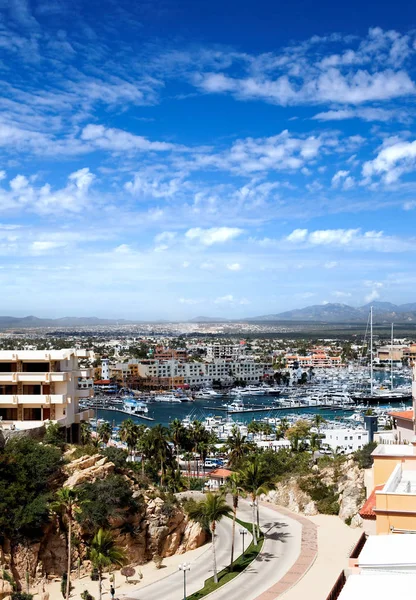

[0,349,94,441]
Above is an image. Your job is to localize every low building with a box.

[389,409,414,442]
[321,427,368,454]
[206,468,233,490]
[0,349,94,441]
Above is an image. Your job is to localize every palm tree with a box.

[97,422,112,446]
[226,473,242,569]
[225,426,252,468]
[135,424,149,476]
[119,419,139,459]
[238,457,274,545]
[169,418,185,457]
[186,493,230,584]
[313,414,326,436]
[89,529,126,600]
[147,424,172,487]
[191,420,207,477]
[51,488,80,600]
[80,421,92,446]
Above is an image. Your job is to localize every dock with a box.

[105,407,154,421]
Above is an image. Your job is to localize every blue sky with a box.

[1,0,416,319]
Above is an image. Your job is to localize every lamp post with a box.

[179,562,191,600]
[239,528,247,555]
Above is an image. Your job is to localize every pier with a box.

[105,406,154,421]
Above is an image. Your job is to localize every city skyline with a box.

[1,0,416,318]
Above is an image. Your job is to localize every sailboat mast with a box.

[370,306,373,395]
[391,323,394,391]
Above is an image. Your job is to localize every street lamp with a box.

[179,562,191,600]
[239,528,247,555]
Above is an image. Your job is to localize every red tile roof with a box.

[94,379,111,384]
[388,410,414,421]
[359,485,384,520]
[208,468,233,478]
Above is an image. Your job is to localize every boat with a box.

[351,309,412,404]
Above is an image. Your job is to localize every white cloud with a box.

[0,168,96,214]
[114,244,131,254]
[286,228,308,242]
[365,289,380,303]
[404,201,416,210]
[31,241,66,253]
[312,107,409,123]
[363,138,416,184]
[226,263,242,271]
[81,124,180,153]
[154,231,177,243]
[324,261,338,269]
[214,294,235,304]
[332,290,352,298]
[179,297,202,305]
[185,227,243,245]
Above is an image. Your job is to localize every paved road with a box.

[120,513,251,600]
[120,499,301,600]
[206,501,302,600]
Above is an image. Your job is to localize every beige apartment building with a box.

[0,349,94,441]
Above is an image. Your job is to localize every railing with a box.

[349,532,367,560]
[325,571,346,600]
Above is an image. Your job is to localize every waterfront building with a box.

[285,349,341,368]
[0,349,94,441]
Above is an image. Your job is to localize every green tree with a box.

[97,422,112,446]
[135,424,150,477]
[88,529,126,600]
[286,420,311,452]
[119,419,139,459]
[51,488,81,600]
[186,493,230,584]
[147,424,172,487]
[80,422,92,446]
[226,473,242,569]
[238,457,274,544]
[225,426,252,468]
[169,419,186,457]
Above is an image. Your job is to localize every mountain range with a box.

[1,302,416,328]
[247,302,416,323]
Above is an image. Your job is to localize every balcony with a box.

[0,394,67,405]
[0,372,69,383]
[76,388,94,398]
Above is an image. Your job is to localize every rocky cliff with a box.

[262,458,366,525]
[0,453,206,595]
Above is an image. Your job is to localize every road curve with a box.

[120,512,252,600]
[206,500,302,600]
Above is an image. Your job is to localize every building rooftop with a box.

[338,574,416,600]
[372,444,415,457]
[208,468,233,478]
[358,534,416,568]
[381,464,416,495]
[388,410,414,421]
[359,485,383,520]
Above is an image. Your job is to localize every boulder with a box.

[64,460,114,488]
[0,577,13,600]
[178,521,207,553]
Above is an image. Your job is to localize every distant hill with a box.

[0,316,134,329]
[249,302,416,323]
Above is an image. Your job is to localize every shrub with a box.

[102,447,128,470]
[354,442,377,469]
[90,567,99,581]
[12,594,33,600]
[77,475,139,533]
[44,422,66,448]
[299,477,340,515]
[0,438,62,540]
[81,591,95,600]
[153,554,163,569]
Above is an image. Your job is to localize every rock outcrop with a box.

[63,454,115,487]
[0,452,207,591]
[263,458,365,524]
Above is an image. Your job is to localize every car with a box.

[204,459,219,469]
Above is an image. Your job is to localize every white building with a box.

[321,427,368,454]
[206,344,246,361]
[136,358,264,386]
[0,349,94,441]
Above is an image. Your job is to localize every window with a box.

[0,407,17,420]
[23,407,42,420]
